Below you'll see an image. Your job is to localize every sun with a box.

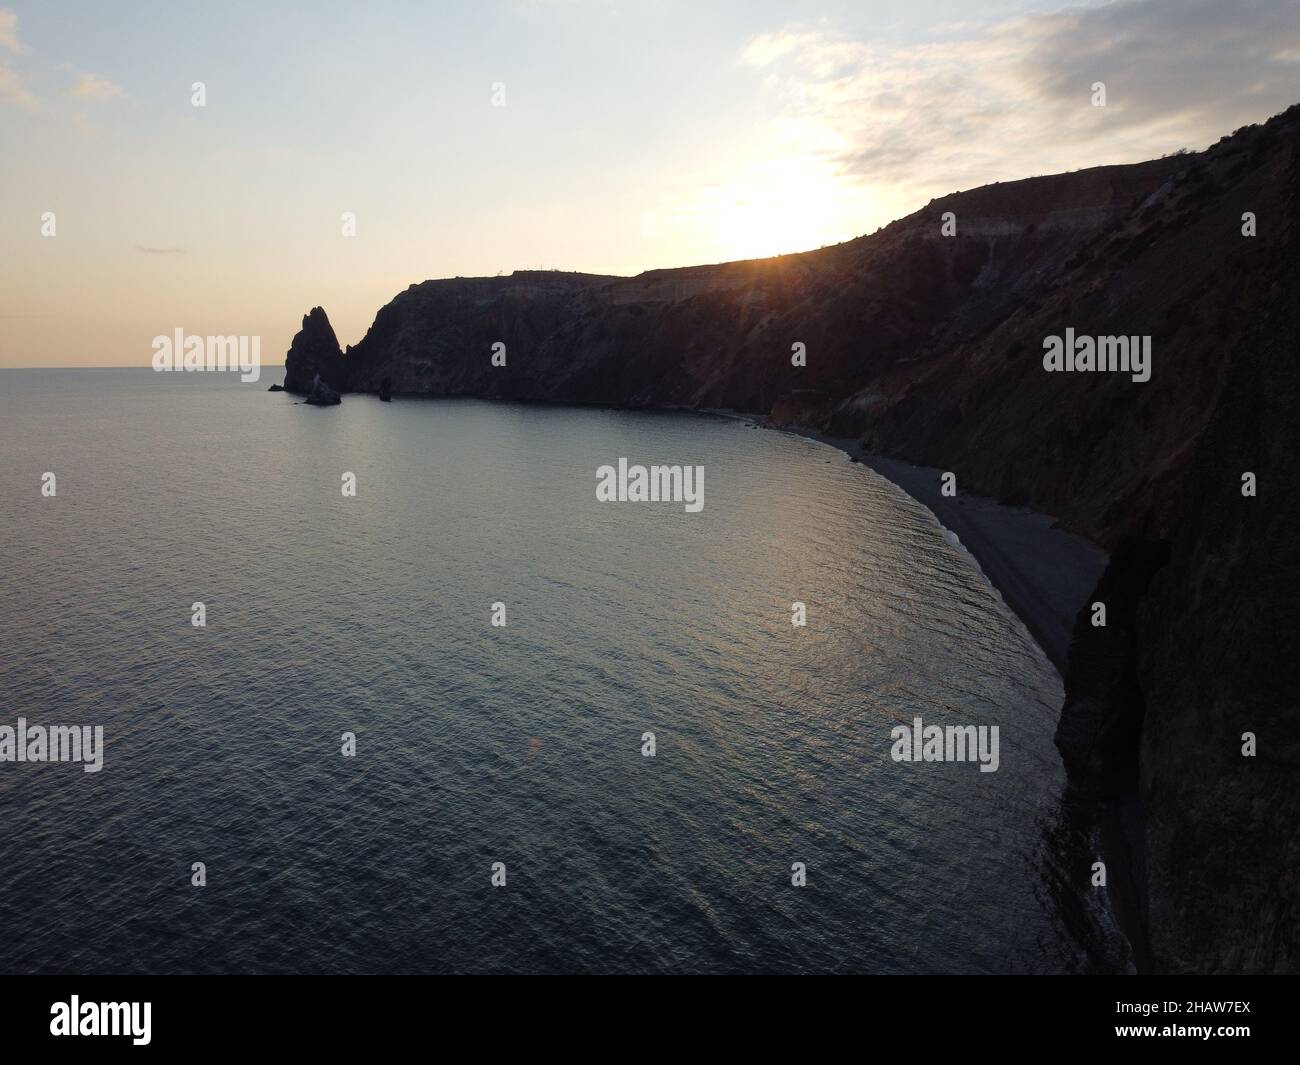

[692,155,869,262]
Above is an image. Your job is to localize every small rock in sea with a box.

[268,383,285,391]
[304,373,342,406]
[379,376,393,402]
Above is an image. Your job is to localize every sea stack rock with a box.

[379,376,392,402]
[304,372,342,406]
[284,307,345,396]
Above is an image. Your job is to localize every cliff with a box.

[282,104,1300,972]
[286,156,1189,414]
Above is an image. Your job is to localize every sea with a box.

[0,368,1094,973]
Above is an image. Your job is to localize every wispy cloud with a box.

[0,60,33,106]
[70,71,125,100]
[135,246,187,255]
[743,0,1300,197]
[0,9,21,53]
[0,8,33,107]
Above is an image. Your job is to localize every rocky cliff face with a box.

[1131,136,1300,971]
[287,153,1190,413]
[281,104,1300,971]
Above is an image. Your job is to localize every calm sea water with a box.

[0,368,1088,973]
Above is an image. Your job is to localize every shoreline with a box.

[743,415,1153,973]
[752,418,1108,678]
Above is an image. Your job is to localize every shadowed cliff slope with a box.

[284,104,1300,972]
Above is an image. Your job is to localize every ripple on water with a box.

[0,371,1083,973]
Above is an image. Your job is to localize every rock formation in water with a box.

[303,372,341,406]
[283,307,344,396]
[280,104,1300,972]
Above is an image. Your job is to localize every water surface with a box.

[0,369,1083,973]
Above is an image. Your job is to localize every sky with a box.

[1,0,1298,367]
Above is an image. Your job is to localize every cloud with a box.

[0,9,21,53]
[70,71,125,100]
[742,0,1300,199]
[0,9,33,107]
[135,246,187,255]
[0,61,32,106]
